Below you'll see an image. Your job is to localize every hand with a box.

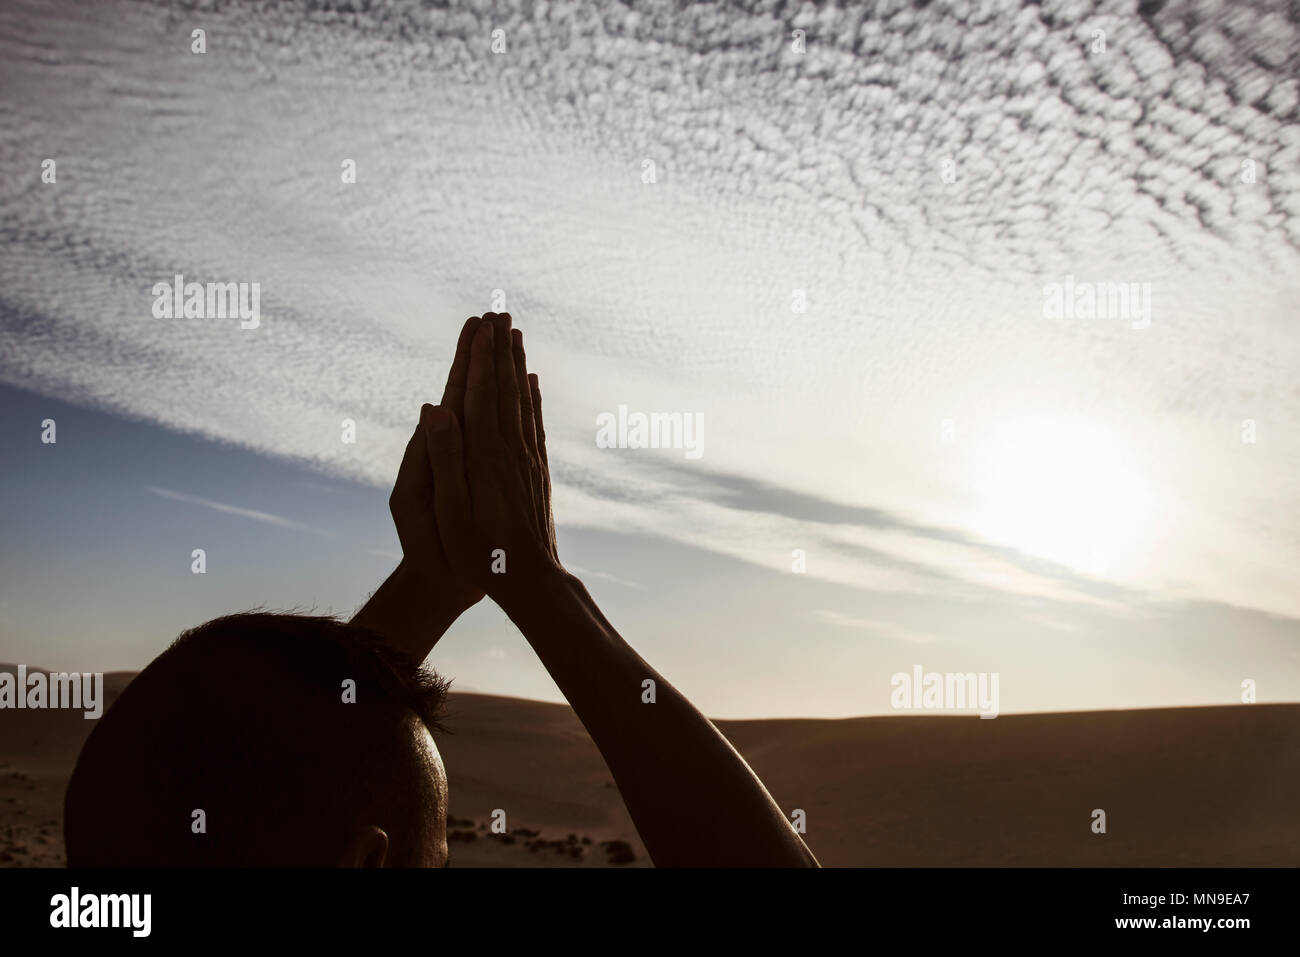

[384,416,483,619]
[382,316,494,620]
[422,313,563,607]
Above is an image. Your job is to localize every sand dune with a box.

[1,666,1296,866]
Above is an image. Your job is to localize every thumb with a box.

[421,404,473,554]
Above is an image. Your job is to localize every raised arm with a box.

[422,313,818,867]
[352,318,486,661]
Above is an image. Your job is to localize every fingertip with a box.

[427,405,452,432]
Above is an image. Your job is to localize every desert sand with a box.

[1,665,1296,866]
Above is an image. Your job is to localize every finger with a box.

[388,410,436,566]
[489,312,525,453]
[511,328,537,458]
[528,373,548,473]
[391,412,433,510]
[529,373,558,561]
[464,319,500,455]
[440,316,481,423]
[422,405,474,564]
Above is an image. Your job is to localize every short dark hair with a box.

[65,612,451,866]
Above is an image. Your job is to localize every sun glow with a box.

[970,418,1152,580]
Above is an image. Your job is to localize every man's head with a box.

[65,612,451,867]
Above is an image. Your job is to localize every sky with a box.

[1,0,1298,718]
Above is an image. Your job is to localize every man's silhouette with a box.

[64,314,818,867]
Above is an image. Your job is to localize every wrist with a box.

[391,560,478,626]
[494,563,579,622]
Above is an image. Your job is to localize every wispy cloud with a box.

[813,610,936,645]
[567,564,649,592]
[145,486,324,535]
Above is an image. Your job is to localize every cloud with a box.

[145,486,324,535]
[812,610,936,645]
[567,565,649,591]
[1,0,1298,619]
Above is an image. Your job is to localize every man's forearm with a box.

[501,571,818,867]
[352,561,465,663]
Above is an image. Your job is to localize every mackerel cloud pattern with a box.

[1,0,1297,613]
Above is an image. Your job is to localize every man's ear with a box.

[338,825,390,867]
